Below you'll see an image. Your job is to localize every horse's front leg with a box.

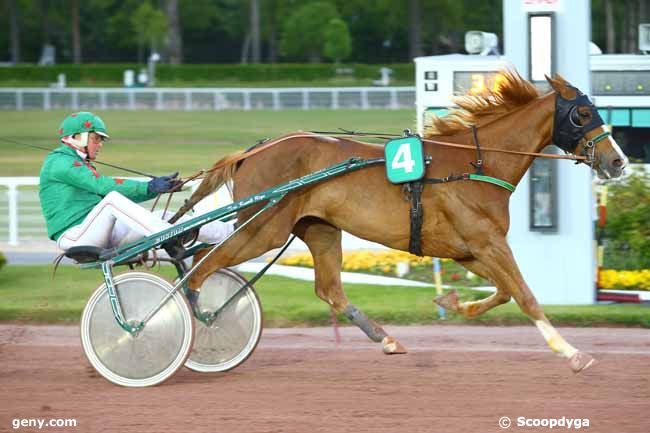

[434,258,512,317]
[462,241,594,373]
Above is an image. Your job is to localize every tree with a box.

[323,18,351,62]
[280,1,340,62]
[166,0,183,64]
[408,0,422,58]
[8,0,20,63]
[605,0,616,53]
[71,0,81,63]
[130,2,167,62]
[250,0,261,63]
[604,167,650,269]
[261,0,298,63]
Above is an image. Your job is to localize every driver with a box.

[39,112,233,255]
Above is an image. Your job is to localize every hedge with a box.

[0,63,415,84]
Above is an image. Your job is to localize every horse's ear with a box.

[546,74,577,99]
[553,73,570,84]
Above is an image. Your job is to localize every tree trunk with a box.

[137,39,143,64]
[41,0,51,45]
[408,0,423,59]
[71,0,81,63]
[241,31,251,64]
[8,0,20,63]
[605,0,616,53]
[250,0,261,63]
[268,26,277,63]
[166,0,183,64]
[627,0,638,52]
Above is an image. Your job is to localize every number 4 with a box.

[391,143,416,173]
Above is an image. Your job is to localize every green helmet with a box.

[58,112,109,146]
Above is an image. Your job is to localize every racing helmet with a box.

[58,112,109,150]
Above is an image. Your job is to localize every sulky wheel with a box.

[185,268,263,373]
[80,271,194,387]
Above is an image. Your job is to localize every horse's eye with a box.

[580,111,590,118]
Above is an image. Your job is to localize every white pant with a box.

[57,191,233,251]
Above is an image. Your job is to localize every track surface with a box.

[1,324,649,433]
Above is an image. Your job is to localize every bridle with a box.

[552,85,611,168]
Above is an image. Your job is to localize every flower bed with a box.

[277,250,488,286]
[599,269,650,291]
[278,252,650,291]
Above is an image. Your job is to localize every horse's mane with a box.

[424,70,540,137]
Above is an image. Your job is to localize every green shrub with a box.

[602,166,650,269]
[0,251,6,272]
[0,63,415,85]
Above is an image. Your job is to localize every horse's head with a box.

[546,74,628,179]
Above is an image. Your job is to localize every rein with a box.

[177,129,587,187]
[306,130,588,161]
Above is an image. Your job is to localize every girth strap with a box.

[408,181,424,256]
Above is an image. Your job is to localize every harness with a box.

[400,85,612,256]
[552,85,610,167]
[402,126,514,255]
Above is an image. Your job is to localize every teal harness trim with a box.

[589,131,611,145]
[468,174,516,192]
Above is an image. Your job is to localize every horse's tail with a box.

[168,150,244,223]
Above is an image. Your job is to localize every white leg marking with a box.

[535,320,578,358]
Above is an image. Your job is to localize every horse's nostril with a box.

[612,158,624,168]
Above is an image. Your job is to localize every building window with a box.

[530,156,558,231]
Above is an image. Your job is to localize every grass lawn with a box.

[0,109,414,176]
[0,265,648,328]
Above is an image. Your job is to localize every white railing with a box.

[0,87,416,111]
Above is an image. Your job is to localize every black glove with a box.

[148,172,180,194]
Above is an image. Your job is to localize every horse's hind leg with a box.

[293,217,407,355]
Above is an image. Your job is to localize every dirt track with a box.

[1,324,649,433]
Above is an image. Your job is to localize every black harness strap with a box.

[407,127,485,256]
[407,180,424,256]
[469,125,484,175]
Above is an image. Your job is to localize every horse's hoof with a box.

[569,351,595,373]
[434,290,458,311]
[382,336,408,355]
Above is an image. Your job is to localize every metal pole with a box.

[100,90,107,110]
[243,91,251,111]
[8,185,19,246]
[273,90,280,111]
[361,89,369,110]
[72,90,79,110]
[433,257,445,319]
[390,89,398,110]
[43,90,51,110]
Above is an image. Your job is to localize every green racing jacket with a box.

[39,145,157,241]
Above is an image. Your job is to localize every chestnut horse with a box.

[174,73,627,373]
